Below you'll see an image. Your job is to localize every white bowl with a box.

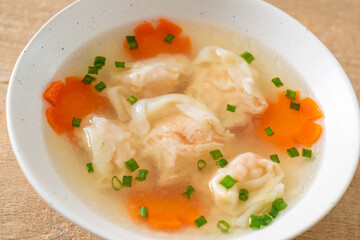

[7,0,360,239]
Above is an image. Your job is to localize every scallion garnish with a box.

[194,216,207,228]
[94,56,106,69]
[226,104,236,112]
[126,36,138,50]
[271,77,283,87]
[94,81,106,92]
[88,66,98,75]
[269,207,278,219]
[290,101,300,111]
[220,175,237,189]
[135,169,149,181]
[197,159,207,170]
[261,214,273,226]
[115,61,125,68]
[86,162,94,173]
[125,158,139,172]
[210,149,223,160]
[164,33,175,44]
[272,198,287,211]
[249,215,262,229]
[122,175,132,187]
[287,147,300,158]
[239,188,249,201]
[182,185,195,200]
[82,74,96,84]
[240,52,255,64]
[111,176,122,191]
[217,220,231,233]
[285,89,297,100]
[216,158,228,168]
[127,95,138,105]
[302,148,312,158]
[72,117,81,127]
[139,206,148,218]
[264,127,274,136]
[270,154,280,163]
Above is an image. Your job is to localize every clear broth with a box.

[44,18,322,238]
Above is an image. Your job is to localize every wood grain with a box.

[0,0,359,239]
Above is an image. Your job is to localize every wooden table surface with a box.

[0,0,359,239]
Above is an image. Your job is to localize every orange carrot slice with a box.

[299,97,323,120]
[156,18,183,37]
[43,76,109,136]
[148,216,182,230]
[124,18,191,60]
[127,186,202,231]
[43,80,65,106]
[257,91,323,149]
[134,22,157,39]
[295,121,322,147]
[45,107,66,134]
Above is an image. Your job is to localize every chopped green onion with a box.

[290,101,300,111]
[220,175,237,189]
[94,81,106,92]
[72,117,81,127]
[88,66,98,75]
[217,220,231,233]
[111,176,122,191]
[135,169,149,181]
[271,77,283,87]
[126,36,138,50]
[194,216,207,228]
[239,188,249,201]
[86,162,94,173]
[197,159,207,170]
[139,206,148,218]
[125,158,139,172]
[122,175,132,187]
[94,56,106,69]
[82,74,96,84]
[115,61,125,68]
[240,51,255,64]
[182,185,195,200]
[127,95,138,105]
[272,198,287,211]
[210,149,223,160]
[287,147,300,158]
[264,127,274,136]
[269,207,278,219]
[216,158,228,168]
[164,33,175,44]
[302,148,312,158]
[226,104,236,112]
[285,89,297,100]
[270,154,280,163]
[261,214,273,226]
[249,215,262,229]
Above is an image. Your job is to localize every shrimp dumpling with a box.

[109,54,193,98]
[209,152,284,227]
[130,94,231,184]
[186,46,268,128]
[77,117,136,179]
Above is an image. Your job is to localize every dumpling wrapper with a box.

[129,93,229,136]
[209,152,284,228]
[106,54,192,121]
[108,53,192,96]
[78,116,136,179]
[129,94,232,184]
[186,46,268,128]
